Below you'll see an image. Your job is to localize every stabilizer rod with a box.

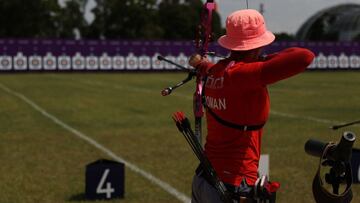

[331,120,360,130]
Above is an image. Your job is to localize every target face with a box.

[152,55,164,70]
[350,56,360,68]
[29,56,42,70]
[327,56,338,68]
[14,53,27,70]
[86,56,99,70]
[73,54,85,70]
[47,60,53,66]
[58,56,71,70]
[0,56,12,70]
[16,60,24,66]
[164,56,176,70]
[317,54,327,68]
[100,56,112,70]
[1,60,9,66]
[338,54,349,68]
[113,56,125,70]
[139,56,151,70]
[125,53,138,70]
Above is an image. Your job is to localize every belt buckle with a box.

[243,125,248,131]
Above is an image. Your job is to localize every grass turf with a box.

[0,71,359,203]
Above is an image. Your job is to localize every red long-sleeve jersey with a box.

[199,47,315,186]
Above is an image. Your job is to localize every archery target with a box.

[29,56,42,70]
[43,53,57,70]
[86,56,99,70]
[14,52,27,70]
[316,53,327,69]
[58,55,71,70]
[0,56,12,70]
[350,55,360,69]
[152,54,164,70]
[126,53,138,70]
[100,53,112,70]
[139,55,151,70]
[176,53,187,68]
[338,53,349,69]
[113,56,125,70]
[327,55,338,69]
[72,53,85,70]
[164,55,176,70]
[308,58,317,69]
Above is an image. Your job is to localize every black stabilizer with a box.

[305,132,356,162]
[333,132,356,162]
[331,119,360,130]
[157,55,165,61]
[156,55,190,71]
[305,139,328,158]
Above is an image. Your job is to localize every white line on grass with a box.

[0,83,191,203]
[270,110,340,124]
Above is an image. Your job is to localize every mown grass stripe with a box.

[0,82,191,203]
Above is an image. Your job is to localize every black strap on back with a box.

[202,76,264,131]
[205,106,264,131]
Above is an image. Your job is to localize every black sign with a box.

[85,159,125,200]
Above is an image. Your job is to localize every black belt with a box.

[206,106,265,131]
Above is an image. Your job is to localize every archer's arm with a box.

[260,47,315,85]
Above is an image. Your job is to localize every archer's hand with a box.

[188,54,208,68]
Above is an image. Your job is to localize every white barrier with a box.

[1,52,360,71]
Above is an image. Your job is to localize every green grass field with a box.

[0,71,360,203]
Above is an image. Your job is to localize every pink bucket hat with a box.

[218,9,275,51]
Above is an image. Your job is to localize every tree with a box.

[85,0,162,39]
[158,0,222,40]
[55,0,87,39]
[0,0,87,39]
[0,0,223,40]
[0,0,60,38]
[354,33,360,41]
[85,0,223,40]
[274,33,295,41]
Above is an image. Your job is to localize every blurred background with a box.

[1,0,360,41]
[0,0,359,71]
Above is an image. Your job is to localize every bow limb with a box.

[193,0,216,145]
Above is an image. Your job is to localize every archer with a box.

[188,9,315,203]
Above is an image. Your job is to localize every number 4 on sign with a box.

[96,169,115,198]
